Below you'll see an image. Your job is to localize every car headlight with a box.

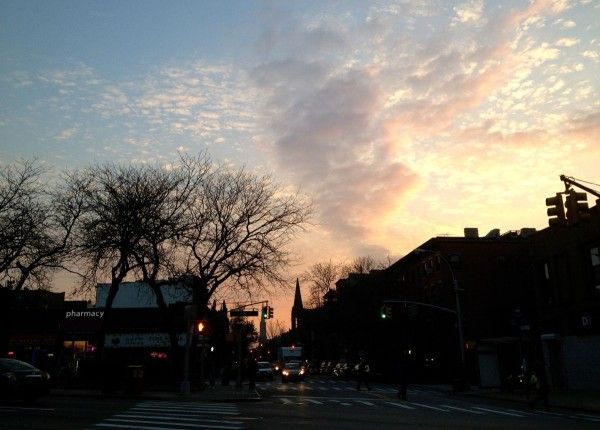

[282,371,289,376]
[300,369,305,375]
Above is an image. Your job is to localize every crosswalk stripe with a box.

[440,405,484,414]
[472,407,523,417]
[130,407,239,416]
[408,402,448,412]
[139,403,237,411]
[356,401,374,406]
[385,402,415,410]
[104,418,242,429]
[574,413,600,422]
[340,402,351,406]
[96,424,242,430]
[306,399,323,405]
[281,398,293,404]
[112,414,242,425]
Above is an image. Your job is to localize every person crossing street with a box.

[356,357,371,391]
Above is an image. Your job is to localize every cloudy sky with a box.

[1,0,599,324]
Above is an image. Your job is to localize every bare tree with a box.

[0,160,82,290]
[178,162,312,311]
[302,260,340,308]
[129,155,210,350]
[67,163,188,353]
[267,319,287,339]
[339,255,384,278]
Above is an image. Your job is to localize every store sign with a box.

[581,313,592,329]
[66,310,104,318]
[105,333,187,348]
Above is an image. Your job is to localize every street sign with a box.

[229,310,259,317]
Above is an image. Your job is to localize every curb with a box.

[50,388,262,403]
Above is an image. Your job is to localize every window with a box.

[591,247,600,267]
[590,247,600,293]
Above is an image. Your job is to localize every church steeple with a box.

[291,278,303,331]
[293,278,303,310]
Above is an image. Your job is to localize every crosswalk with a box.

[256,380,436,395]
[270,396,600,423]
[89,401,244,430]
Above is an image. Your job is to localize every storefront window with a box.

[63,340,88,353]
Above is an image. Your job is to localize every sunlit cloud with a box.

[453,0,485,26]
[1,0,598,264]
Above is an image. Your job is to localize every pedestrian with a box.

[247,356,258,390]
[356,357,371,391]
[397,352,409,400]
[529,366,550,411]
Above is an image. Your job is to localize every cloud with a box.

[583,50,599,61]
[453,0,485,26]
[556,37,579,47]
[249,0,599,257]
[55,127,77,141]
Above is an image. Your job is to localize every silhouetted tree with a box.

[177,163,311,312]
[0,160,83,290]
[340,255,387,278]
[67,162,192,353]
[302,260,340,308]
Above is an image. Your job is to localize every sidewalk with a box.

[410,384,600,414]
[51,383,261,403]
[461,387,600,414]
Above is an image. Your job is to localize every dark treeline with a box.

[1,153,312,354]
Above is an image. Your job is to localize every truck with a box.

[277,346,303,364]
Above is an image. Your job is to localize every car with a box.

[256,361,274,380]
[281,361,305,383]
[0,358,51,402]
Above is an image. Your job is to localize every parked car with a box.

[281,362,305,383]
[256,361,274,380]
[0,358,51,402]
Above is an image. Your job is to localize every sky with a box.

[1,0,599,329]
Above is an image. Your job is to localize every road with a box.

[246,375,599,430]
[1,376,599,429]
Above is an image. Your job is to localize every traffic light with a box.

[545,193,565,227]
[565,190,590,224]
[380,305,392,319]
[268,306,273,319]
[261,306,268,319]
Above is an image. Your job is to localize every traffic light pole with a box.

[412,248,468,391]
[229,300,271,388]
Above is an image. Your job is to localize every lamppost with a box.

[414,248,467,390]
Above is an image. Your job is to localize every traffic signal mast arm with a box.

[229,300,273,319]
[230,300,269,313]
[382,300,457,315]
[560,175,600,199]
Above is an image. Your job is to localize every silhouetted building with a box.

[294,200,600,389]
[528,202,600,389]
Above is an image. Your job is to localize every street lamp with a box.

[414,248,467,390]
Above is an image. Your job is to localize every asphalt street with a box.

[1,376,599,429]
